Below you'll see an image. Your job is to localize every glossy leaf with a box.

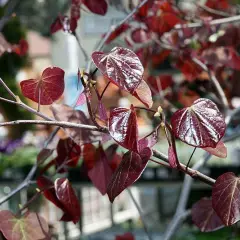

[83,143,96,170]
[133,79,153,108]
[55,178,81,224]
[98,100,108,121]
[0,211,49,240]
[171,98,226,148]
[88,144,113,195]
[212,172,240,226]
[138,130,158,152]
[115,232,135,240]
[51,104,96,145]
[203,140,227,158]
[109,105,138,152]
[20,67,65,105]
[192,198,224,232]
[82,0,108,15]
[168,145,178,169]
[92,47,144,94]
[107,148,152,202]
[55,138,81,172]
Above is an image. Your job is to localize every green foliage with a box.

[0,8,33,138]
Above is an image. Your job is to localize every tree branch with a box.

[0,119,107,132]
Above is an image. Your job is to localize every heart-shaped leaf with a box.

[55,178,81,224]
[83,143,97,170]
[212,172,240,226]
[0,211,49,240]
[92,47,143,94]
[107,148,152,202]
[203,140,227,158]
[51,104,96,145]
[192,198,224,232]
[171,98,226,148]
[55,138,81,172]
[82,0,108,15]
[109,105,138,152]
[88,144,113,195]
[20,67,65,105]
[138,130,158,152]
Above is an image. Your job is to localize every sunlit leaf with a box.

[82,0,108,15]
[212,172,240,226]
[107,148,152,202]
[92,47,144,94]
[171,98,226,148]
[55,178,81,224]
[20,67,65,105]
[203,140,227,158]
[109,105,138,152]
[88,144,113,195]
[0,211,49,240]
[192,198,224,232]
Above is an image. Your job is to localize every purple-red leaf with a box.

[192,198,224,232]
[20,67,65,105]
[37,148,54,165]
[171,98,226,148]
[109,105,139,152]
[107,148,152,202]
[76,92,86,106]
[51,104,96,145]
[115,232,135,240]
[55,138,81,172]
[168,145,178,169]
[92,47,144,94]
[98,101,108,121]
[212,172,240,226]
[131,28,151,43]
[203,140,227,158]
[138,130,158,152]
[0,211,49,240]
[83,143,96,170]
[55,178,81,224]
[82,0,108,15]
[50,15,77,34]
[88,144,113,195]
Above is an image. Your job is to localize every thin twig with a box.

[0,119,107,132]
[0,78,17,100]
[127,188,153,240]
[73,32,89,62]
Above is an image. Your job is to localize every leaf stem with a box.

[186,147,197,170]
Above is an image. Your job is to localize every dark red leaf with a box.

[138,130,158,152]
[192,198,224,232]
[206,0,229,10]
[212,172,240,226]
[98,100,108,121]
[20,67,65,105]
[55,138,81,172]
[51,104,96,145]
[83,143,97,170]
[168,145,178,169]
[55,178,81,224]
[50,16,77,34]
[88,144,113,195]
[92,47,144,94]
[147,75,173,95]
[71,0,81,20]
[151,50,171,66]
[82,0,108,15]
[37,176,64,210]
[203,140,227,158]
[105,144,119,162]
[107,148,152,202]
[171,98,226,148]
[131,28,151,43]
[0,211,49,240]
[115,232,135,240]
[176,59,202,81]
[105,24,130,44]
[50,16,63,34]
[109,105,139,152]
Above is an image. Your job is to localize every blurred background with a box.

[0,0,240,239]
